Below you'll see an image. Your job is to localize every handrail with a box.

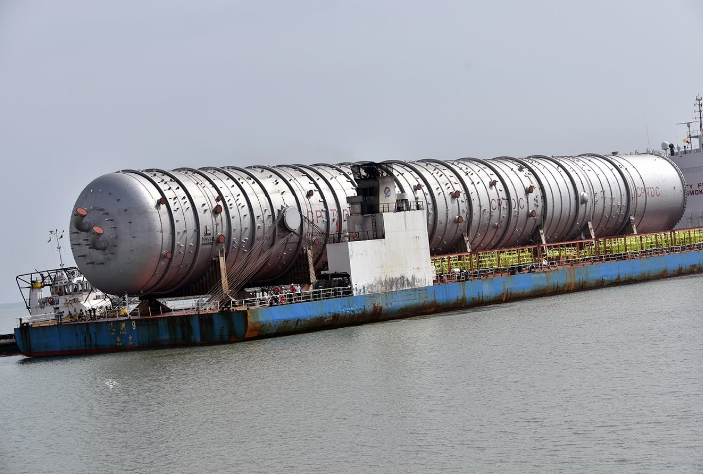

[431,226,703,280]
[19,286,354,327]
[225,286,353,309]
[20,299,222,327]
[22,226,703,327]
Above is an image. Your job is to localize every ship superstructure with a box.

[15,230,113,325]
[16,267,112,325]
[667,95,703,228]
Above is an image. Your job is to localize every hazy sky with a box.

[0,0,702,303]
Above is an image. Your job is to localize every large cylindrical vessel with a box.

[69,153,685,296]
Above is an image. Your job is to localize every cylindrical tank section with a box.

[70,164,356,296]
[70,153,685,297]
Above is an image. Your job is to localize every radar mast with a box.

[695,94,702,137]
[49,229,65,268]
[676,95,703,151]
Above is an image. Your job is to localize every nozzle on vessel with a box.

[89,226,109,250]
[72,207,93,232]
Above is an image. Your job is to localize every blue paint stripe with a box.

[15,251,703,356]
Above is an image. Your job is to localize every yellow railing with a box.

[432,226,703,278]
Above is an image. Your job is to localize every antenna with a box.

[695,94,702,134]
[676,120,695,149]
[49,229,65,268]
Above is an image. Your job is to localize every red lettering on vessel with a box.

[635,186,661,198]
[490,198,510,210]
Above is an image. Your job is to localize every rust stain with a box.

[568,267,575,292]
[244,310,260,339]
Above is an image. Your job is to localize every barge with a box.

[13,97,703,357]
[13,225,703,357]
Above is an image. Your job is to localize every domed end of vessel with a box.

[69,172,169,296]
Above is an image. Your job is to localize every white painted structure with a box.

[21,268,113,325]
[671,147,703,228]
[326,209,435,296]
[669,95,703,229]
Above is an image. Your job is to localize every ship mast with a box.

[696,94,702,142]
[49,229,65,268]
[676,96,703,152]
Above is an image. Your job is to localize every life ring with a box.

[279,295,286,304]
[273,287,280,295]
[48,297,55,305]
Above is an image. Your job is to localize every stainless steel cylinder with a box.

[70,153,685,296]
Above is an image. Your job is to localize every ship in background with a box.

[12,96,703,357]
[669,95,703,228]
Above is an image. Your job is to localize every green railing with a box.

[432,227,703,278]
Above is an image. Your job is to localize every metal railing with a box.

[377,200,425,213]
[23,226,703,326]
[20,299,222,327]
[225,286,353,309]
[19,286,355,327]
[431,227,703,282]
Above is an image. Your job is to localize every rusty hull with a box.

[245,249,703,336]
[15,250,703,357]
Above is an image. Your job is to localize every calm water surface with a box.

[1,276,702,473]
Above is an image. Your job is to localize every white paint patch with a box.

[327,210,435,295]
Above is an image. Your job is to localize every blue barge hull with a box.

[14,250,703,357]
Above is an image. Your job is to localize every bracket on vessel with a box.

[624,216,638,235]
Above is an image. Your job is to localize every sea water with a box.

[0,276,701,473]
